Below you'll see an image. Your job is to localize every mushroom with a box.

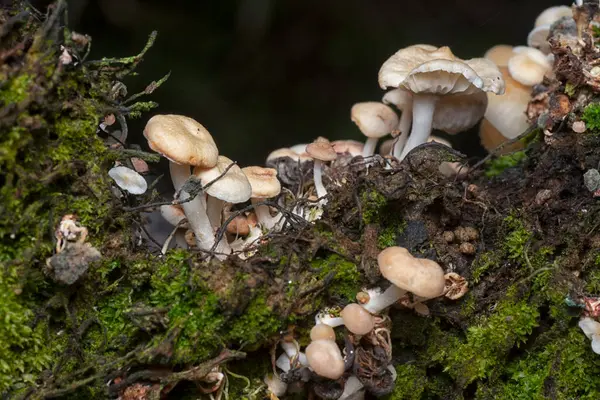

[241,166,282,230]
[339,375,365,400]
[108,165,148,195]
[331,140,364,157]
[382,89,413,157]
[483,44,515,67]
[508,46,552,86]
[359,285,407,315]
[305,339,346,380]
[350,102,398,157]
[340,303,374,335]
[310,323,336,341]
[305,137,337,201]
[442,272,469,300]
[143,114,219,253]
[193,156,252,256]
[579,317,600,354]
[481,67,530,153]
[528,5,573,54]
[160,204,188,228]
[378,246,445,298]
[378,45,505,160]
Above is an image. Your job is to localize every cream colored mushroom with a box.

[305,339,345,380]
[350,102,398,157]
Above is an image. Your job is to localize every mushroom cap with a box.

[350,102,399,138]
[579,317,600,339]
[382,88,413,110]
[242,166,282,198]
[226,215,250,236]
[310,324,336,341]
[527,25,552,54]
[432,91,488,134]
[331,140,364,157]
[266,148,300,162]
[193,156,252,204]
[143,114,218,168]
[508,46,552,86]
[377,246,446,299]
[160,204,188,228]
[305,339,346,380]
[483,44,514,67]
[484,67,531,141]
[340,303,375,335]
[306,138,337,161]
[378,45,505,96]
[108,166,148,195]
[289,143,309,154]
[534,5,572,28]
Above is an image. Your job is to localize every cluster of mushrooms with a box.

[99,2,600,397]
[265,246,467,399]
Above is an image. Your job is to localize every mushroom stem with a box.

[361,285,407,314]
[399,94,438,160]
[206,196,223,228]
[169,163,220,258]
[362,137,379,158]
[392,107,412,158]
[250,197,280,230]
[313,159,327,200]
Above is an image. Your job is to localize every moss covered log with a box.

[4,1,600,399]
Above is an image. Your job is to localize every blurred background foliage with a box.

[65,0,559,167]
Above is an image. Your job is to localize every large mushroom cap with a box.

[242,166,282,198]
[143,114,219,168]
[377,246,445,299]
[378,45,505,96]
[193,156,252,204]
[305,339,345,380]
[350,102,399,138]
[432,91,488,134]
[306,137,337,162]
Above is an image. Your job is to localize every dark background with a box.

[66,0,562,167]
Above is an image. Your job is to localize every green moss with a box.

[313,254,361,301]
[485,151,527,178]
[360,190,388,224]
[503,215,533,263]
[582,103,600,132]
[385,364,427,400]
[0,73,34,105]
[227,294,281,347]
[435,298,540,386]
[472,251,501,283]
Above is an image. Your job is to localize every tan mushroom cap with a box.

[534,5,572,28]
[340,303,374,335]
[193,156,252,204]
[267,148,300,162]
[479,118,525,154]
[484,45,514,67]
[508,46,552,86]
[160,204,188,228]
[143,114,218,167]
[331,140,364,157]
[306,138,337,161]
[226,215,250,236]
[310,324,336,341]
[377,246,446,299]
[484,67,531,143]
[242,166,282,198]
[378,45,505,96]
[350,102,399,139]
[305,339,346,380]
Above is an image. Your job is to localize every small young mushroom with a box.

[242,166,282,230]
[528,6,573,54]
[579,317,600,354]
[350,102,398,158]
[108,165,148,195]
[310,324,336,341]
[305,339,346,380]
[377,246,446,299]
[305,138,337,201]
[378,45,505,160]
[331,140,364,157]
[340,303,375,335]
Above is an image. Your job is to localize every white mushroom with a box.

[108,166,147,195]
